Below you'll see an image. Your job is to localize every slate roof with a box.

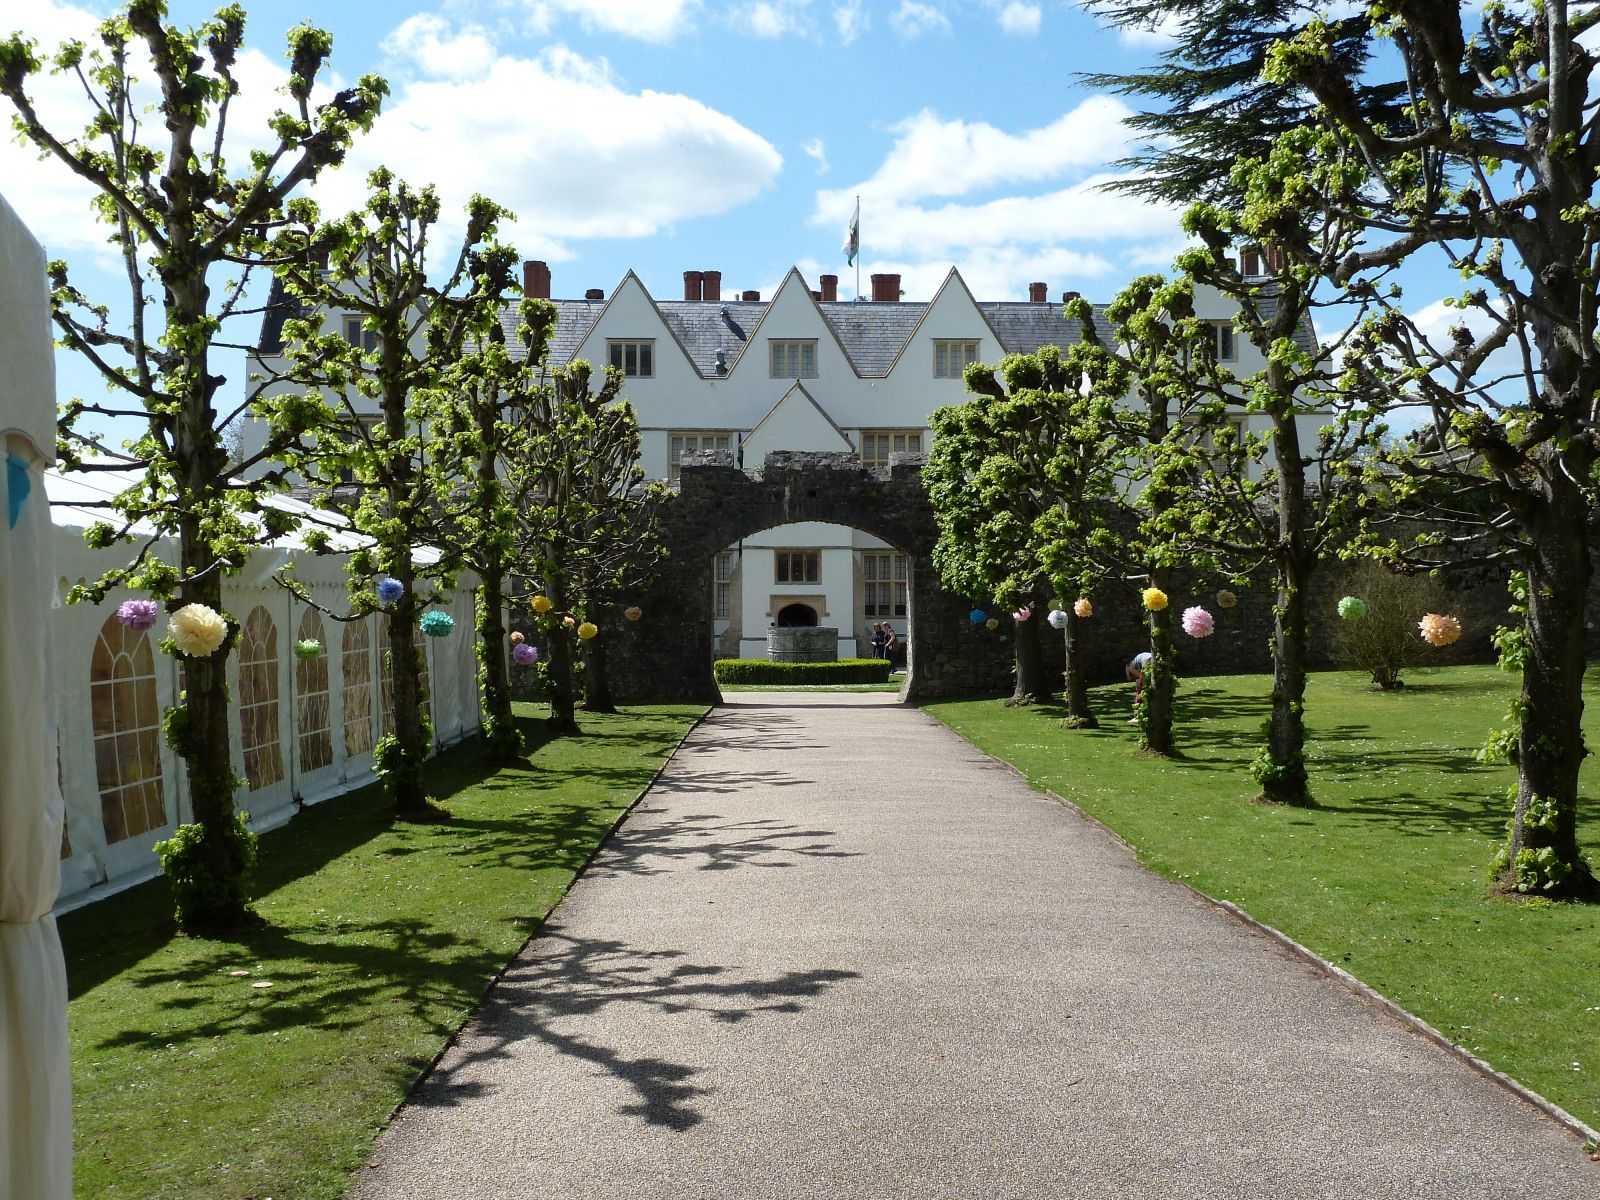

[656,301,765,375]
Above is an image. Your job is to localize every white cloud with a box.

[745,0,812,37]
[834,0,868,43]
[890,1,952,38]
[382,14,497,80]
[518,0,702,43]
[1115,11,1184,48]
[997,2,1042,35]
[817,97,1141,209]
[803,137,830,174]
[317,36,784,258]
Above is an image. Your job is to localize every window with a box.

[1207,321,1237,362]
[714,550,735,620]
[342,617,375,758]
[607,339,655,378]
[861,430,923,467]
[239,606,284,791]
[933,340,979,378]
[775,550,820,584]
[296,609,333,773]
[863,552,909,618]
[90,615,167,844]
[668,432,732,482]
[342,314,378,352]
[769,339,818,378]
[1180,412,1250,465]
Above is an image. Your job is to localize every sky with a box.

[2,0,1475,444]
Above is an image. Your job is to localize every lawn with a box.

[925,665,1600,1132]
[61,702,703,1200]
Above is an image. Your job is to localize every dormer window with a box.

[769,339,817,379]
[342,315,378,352]
[933,340,979,378]
[608,339,654,378]
[1206,322,1237,363]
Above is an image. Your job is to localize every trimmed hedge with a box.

[713,657,893,685]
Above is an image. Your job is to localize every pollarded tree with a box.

[1259,2,1600,893]
[0,4,385,929]
[272,174,516,813]
[501,343,657,733]
[426,304,559,761]
[926,345,1125,718]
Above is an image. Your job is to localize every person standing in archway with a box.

[883,624,898,667]
[870,623,887,659]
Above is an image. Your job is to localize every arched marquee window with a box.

[379,615,431,737]
[342,617,375,757]
[296,608,333,772]
[90,614,167,843]
[239,605,284,791]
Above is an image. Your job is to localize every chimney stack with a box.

[522,259,551,299]
[1028,281,1048,303]
[820,274,838,302]
[585,287,604,301]
[1062,290,1080,304]
[702,270,722,303]
[683,270,704,301]
[741,289,761,302]
[870,273,902,302]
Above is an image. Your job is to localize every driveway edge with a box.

[935,713,1600,1155]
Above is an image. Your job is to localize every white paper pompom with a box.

[169,603,227,657]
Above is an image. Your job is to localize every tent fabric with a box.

[0,193,71,1200]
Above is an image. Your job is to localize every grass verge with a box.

[62,702,703,1200]
[924,666,1600,1130]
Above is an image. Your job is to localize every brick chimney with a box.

[741,289,761,302]
[522,259,551,299]
[870,273,901,302]
[585,288,604,301]
[1062,290,1080,303]
[1028,281,1048,303]
[683,270,703,301]
[702,270,722,303]
[820,274,838,302]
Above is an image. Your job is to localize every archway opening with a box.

[775,602,819,628]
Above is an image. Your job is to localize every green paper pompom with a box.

[1338,595,1367,621]
[293,638,323,661]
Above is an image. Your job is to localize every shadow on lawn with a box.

[410,929,860,1131]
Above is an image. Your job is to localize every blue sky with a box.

[3,0,1469,442]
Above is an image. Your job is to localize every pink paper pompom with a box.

[512,643,539,666]
[1181,606,1215,638]
[116,599,160,630]
[1013,607,1032,621]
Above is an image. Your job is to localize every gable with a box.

[741,382,854,466]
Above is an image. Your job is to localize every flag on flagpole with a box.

[842,197,859,266]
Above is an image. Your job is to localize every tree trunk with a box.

[475,575,522,761]
[1009,602,1045,704]
[1500,475,1598,896]
[1061,610,1097,727]
[544,567,580,734]
[386,556,431,815]
[582,631,617,713]
[1258,414,1313,805]
[1141,568,1178,756]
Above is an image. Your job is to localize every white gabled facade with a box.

[249,260,1326,664]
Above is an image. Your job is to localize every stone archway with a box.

[775,603,819,628]
[606,450,1015,705]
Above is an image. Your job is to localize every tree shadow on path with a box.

[412,929,860,1131]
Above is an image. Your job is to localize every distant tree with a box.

[1333,560,1447,692]
[0,4,384,930]
[427,304,558,762]
[926,345,1124,717]
[273,173,515,814]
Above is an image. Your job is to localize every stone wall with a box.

[597,453,1531,706]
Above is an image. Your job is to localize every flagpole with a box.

[855,193,861,301]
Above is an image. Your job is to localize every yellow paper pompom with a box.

[1142,587,1169,612]
[624,606,642,622]
[1418,613,1462,647]
[532,595,553,614]
[1073,598,1093,619]
[984,617,999,630]
[169,603,227,657]
[1216,590,1238,609]
[577,621,598,641]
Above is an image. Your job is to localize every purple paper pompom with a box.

[117,599,160,631]
[512,643,539,666]
[376,577,405,605]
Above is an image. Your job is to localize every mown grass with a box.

[61,702,703,1200]
[925,665,1600,1131]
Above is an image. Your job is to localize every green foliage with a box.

[152,809,258,930]
[713,658,893,685]
[1334,561,1447,690]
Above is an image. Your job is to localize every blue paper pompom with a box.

[420,610,455,638]
[376,577,405,604]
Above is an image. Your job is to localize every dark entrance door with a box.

[776,603,818,627]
